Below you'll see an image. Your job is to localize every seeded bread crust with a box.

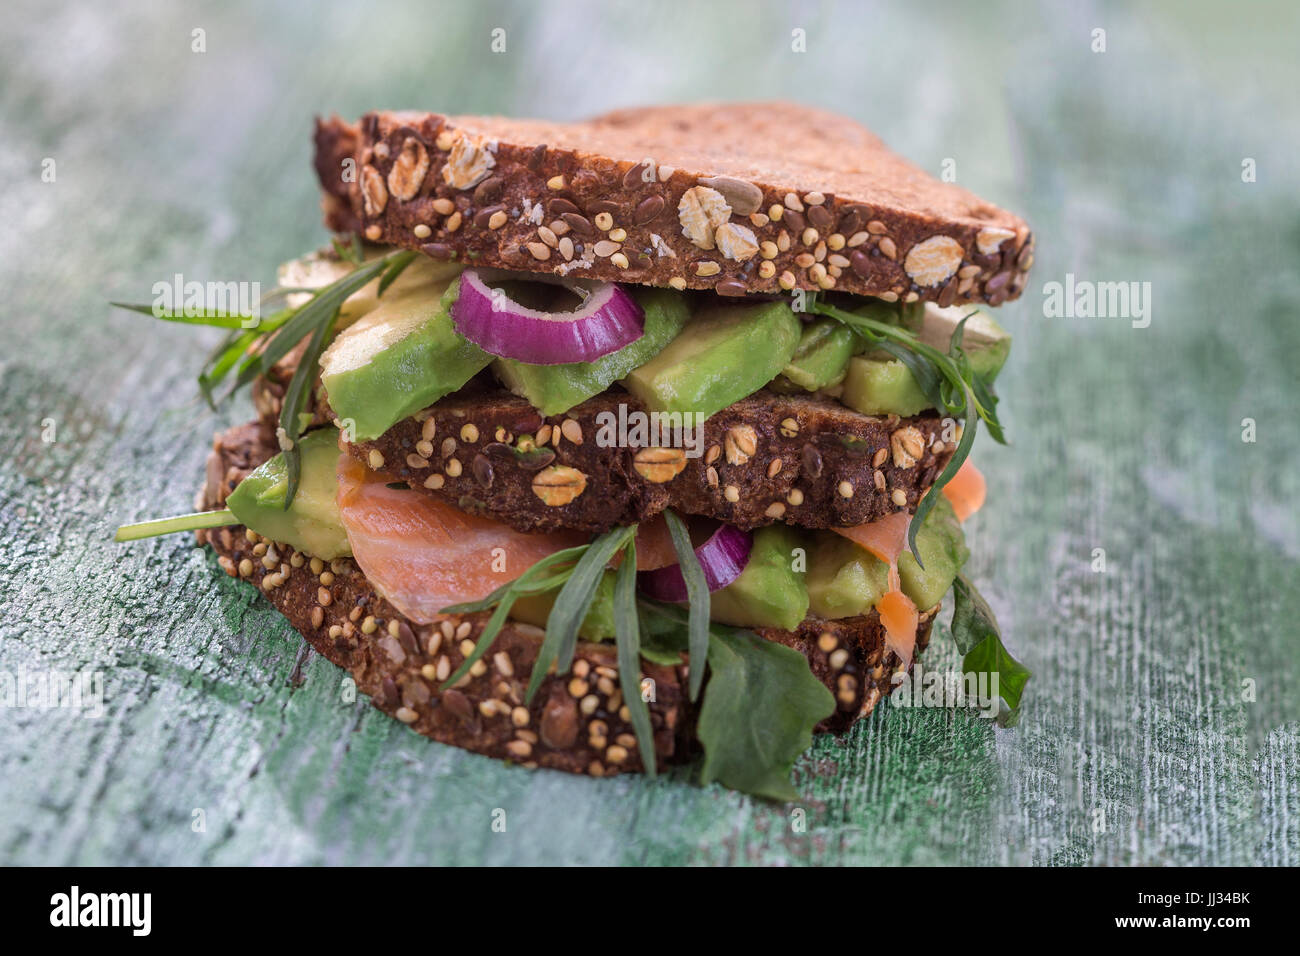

[198,420,935,779]
[314,103,1034,307]
[339,388,955,534]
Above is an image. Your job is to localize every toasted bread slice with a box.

[315,102,1033,306]
[338,388,955,534]
[199,421,933,777]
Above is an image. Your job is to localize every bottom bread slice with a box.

[198,420,934,778]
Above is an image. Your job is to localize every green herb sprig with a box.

[662,509,709,700]
[112,243,415,509]
[948,573,1031,725]
[813,301,1008,563]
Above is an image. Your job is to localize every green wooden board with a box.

[2,0,1297,865]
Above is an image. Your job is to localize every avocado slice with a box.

[897,497,970,610]
[841,305,1011,418]
[225,429,351,560]
[778,317,859,392]
[493,287,691,416]
[622,300,801,420]
[320,277,492,441]
[278,249,463,330]
[510,570,618,640]
[805,497,969,618]
[806,534,891,619]
[710,525,809,632]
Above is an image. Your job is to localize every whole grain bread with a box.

[339,387,955,534]
[199,420,933,778]
[315,102,1033,307]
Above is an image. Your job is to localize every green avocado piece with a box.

[898,497,970,610]
[806,534,891,619]
[278,249,463,330]
[779,318,859,391]
[710,525,809,632]
[622,300,801,420]
[225,429,351,560]
[805,497,970,618]
[319,277,492,441]
[493,287,691,416]
[510,570,617,640]
[840,305,1011,417]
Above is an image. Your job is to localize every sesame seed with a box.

[310,606,324,629]
[787,488,804,506]
[830,649,850,670]
[837,480,854,499]
[469,660,487,677]
[780,417,799,437]
[413,223,432,239]
[593,239,620,258]
[758,261,776,279]
[511,706,529,727]
[580,694,599,715]
[867,220,887,235]
[611,252,629,269]
[421,417,437,441]
[416,439,434,458]
[878,237,897,260]
[395,707,418,724]
[560,419,583,445]
[558,236,574,261]
[310,557,324,574]
[368,449,385,469]
[776,230,792,252]
[361,616,377,634]
[318,587,332,606]
[460,423,479,443]
[526,241,551,261]
[487,210,508,230]
[445,459,463,478]
[768,204,784,221]
[891,488,908,507]
[406,453,429,469]
[783,192,804,212]
[547,175,565,189]
[608,227,627,242]
[319,571,335,586]
[668,276,687,290]
[569,678,589,698]
[605,745,629,764]
[594,212,614,231]
[695,261,721,277]
[802,227,819,247]
[760,240,778,259]
[364,225,381,241]
[778,271,796,290]
[238,558,253,577]
[767,458,783,478]
[455,621,471,639]
[724,485,740,503]
[874,469,886,490]
[424,473,445,489]
[827,233,846,251]
[445,211,462,232]
[765,502,786,518]
[432,198,455,215]
[804,191,825,205]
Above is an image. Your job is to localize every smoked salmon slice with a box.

[336,455,587,624]
[942,460,986,522]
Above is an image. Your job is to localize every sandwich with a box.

[115,102,1032,799]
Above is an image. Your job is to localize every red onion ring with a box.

[450,269,645,365]
[638,523,753,602]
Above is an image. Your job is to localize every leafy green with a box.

[696,625,835,800]
[662,509,709,700]
[526,526,637,704]
[114,509,235,542]
[613,539,656,775]
[949,574,1031,725]
[814,301,1007,564]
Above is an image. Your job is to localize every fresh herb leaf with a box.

[439,546,587,615]
[109,303,260,329]
[114,509,235,542]
[526,526,636,704]
[696,624,835,800]
[663,509,709,701]
[636,599,691,665]
[950,574,1031,725]
[333,233,364,265]
[277,311,337,508]
[815,301,1007,563]
[376,250,417,297]
[613,539,656,775]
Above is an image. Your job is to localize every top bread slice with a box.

[315,102,1033,307]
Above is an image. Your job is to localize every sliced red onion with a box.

[638,523,753,602]
[451,268,645,365]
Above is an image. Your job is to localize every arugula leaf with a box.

[909,383,978,567]
[663,509,709,700]
[278,309,337,508]
[950,574,1031,725]
[696,625,835,800]
[613,539,656,775]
